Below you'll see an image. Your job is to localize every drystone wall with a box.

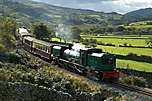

[0,81,105,101]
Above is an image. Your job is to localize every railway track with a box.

[111,82,152,97]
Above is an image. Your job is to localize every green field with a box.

[126,25,152,29]
[82,35,150,46]
[81,35,151,39]
[95,38,146,46]
[97,45,152,56]
[50,38,65,42]
[117,59,152,72]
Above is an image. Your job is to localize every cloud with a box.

[32,0,152,14]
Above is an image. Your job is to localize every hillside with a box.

[0,0,122,27]
[123,8,152,23]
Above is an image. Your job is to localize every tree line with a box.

[32,22,81,41]
[0,17,17,52]
[81,25,152,36]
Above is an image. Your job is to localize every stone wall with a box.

[0,81,105,101]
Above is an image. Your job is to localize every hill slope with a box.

[0,0,122,27]
[123,8,152,23]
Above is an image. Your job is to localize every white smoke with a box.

[55,24,73,41]
[72,43,85,51]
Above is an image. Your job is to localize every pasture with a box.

[126,25,152,29]
[117,59,152,72]
[50,38,65,42]
[82,35,149,46]
[95,38,146,46]
[81,35,151,39]
[96,45,152,56]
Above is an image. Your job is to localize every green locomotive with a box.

[52,45,119,80]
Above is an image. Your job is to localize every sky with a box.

[32,0,152,14]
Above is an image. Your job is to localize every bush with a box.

[123,43,128,46]
[121,76,147,87]
[127,53,137,56]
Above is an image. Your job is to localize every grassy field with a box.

[81,35,151,39]
[95,38,146,46]
[126,25,152,29]
[97,45,152,56]
[82,35,150,46]
[50,38,65,42]
[117,59,152,72]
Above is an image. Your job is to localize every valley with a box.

[0,0,152,101]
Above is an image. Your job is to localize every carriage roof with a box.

[24,36,52,46]
[19,28,32,37]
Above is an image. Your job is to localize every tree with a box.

[0,17,17,52]
[71,26,81,40]
[32,22,49,39]
[106,27,114,34]
[116,26,125,32]
[146,37,152,47]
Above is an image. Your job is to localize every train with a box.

[17,28,119,81]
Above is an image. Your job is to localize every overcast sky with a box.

[32,0,152,14]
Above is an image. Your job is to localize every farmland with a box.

[50,38,65,42]
[82,35,150,46]
[96,38,146,46]
[117,59,152,72]
[126,25,152,29]
[96,45,152,56]
[81,35,152,72]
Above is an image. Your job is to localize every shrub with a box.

[129,44,132,47]
[121,76,147,87]
[127,53,137,56]
[123,43,128,46]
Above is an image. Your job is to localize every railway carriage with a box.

[32,38,53,59]
[22,36,33,52]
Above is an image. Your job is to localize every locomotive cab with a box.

[87,53,116,71]
[87,52,119,80]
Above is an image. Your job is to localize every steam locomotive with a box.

[17,28,119,80]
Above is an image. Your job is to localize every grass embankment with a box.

[0,50,101,95]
